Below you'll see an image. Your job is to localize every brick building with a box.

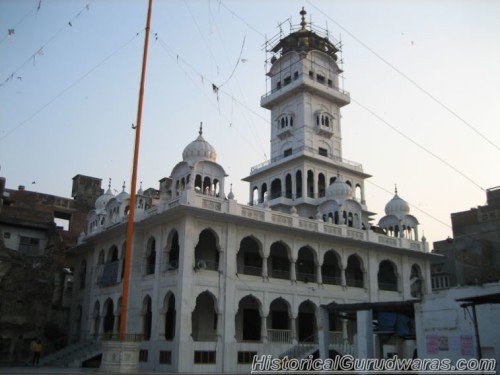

[431,187,500,290]
[0,174,101,363]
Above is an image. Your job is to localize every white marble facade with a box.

[71,10,436,373]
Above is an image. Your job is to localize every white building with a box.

[69,9,437,373]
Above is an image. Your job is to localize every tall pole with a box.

[119,0,153,341]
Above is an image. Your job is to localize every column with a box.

[292,173,297,200]
[316,264,322,285]
[313,173,318,198]
[341,266,346,287]
[290,316,297,344]
[318,307,329,360]
[261,315,268,343]
[113,314,120,335]
[290,260,297,283]
[158,312,166,340]
[356,310,374,359]
[262,256,268,280]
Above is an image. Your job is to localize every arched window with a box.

[268,241,290,280]
[145,237,156,275]
[307,170,314,198]
[285,174,292,199]
[378,260,398,291]
[108,245,118,263]
[235,295,261,342]
[318,173,326,198]
[296,246,316,283]
[168,230,179,270]
[142,296,152,340]
[296,170,302,198]
[194,229,219,271]
[346,255,363,287]
[103,298,114,334]
[164,294,176,340]
[271,178,282,199]
[195,174,202,192]
[410,264,423,298]
[203,177,211,195]
[236,236,262,276]
[252,186,259,205]
[322,250,341,285]
[260,183,267,203]
[298,301,316,342]
[192,292,217,341]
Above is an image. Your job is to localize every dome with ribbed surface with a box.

[95,183,114,213]
[385,191,410,218]
[182,124,217,163]
[326,176,352,204]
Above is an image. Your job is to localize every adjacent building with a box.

[432,187,500,290]
[0,175,101,363]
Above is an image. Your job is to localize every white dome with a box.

[116,182,129,203]
[385,192,410,218]
[182,124,217,163]
[95,186,114,212]
[326,176,352,204]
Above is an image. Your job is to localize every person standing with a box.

[32,339,42,366]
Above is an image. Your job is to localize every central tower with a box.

[244,8,371,222]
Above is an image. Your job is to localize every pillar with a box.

[356,310,374,359]
[316,264,322,285]
[113,314,120,335]
[290,316,298,344]
[290,260,297,283]
[262,256,268,280]
[261,314,268,343]
[341,266,346,287]
[318,307,330,360]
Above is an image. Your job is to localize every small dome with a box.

[116,182,129,203]
[326,176,352,204]
[95,183,114,212]
[182,123,217,163]
[385,190,410,218]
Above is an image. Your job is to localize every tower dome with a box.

[182,123,217,163]
[385,188,410,218]
[95,179,114,212]
[326,176,352,204]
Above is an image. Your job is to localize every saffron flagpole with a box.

[120,0,153,341]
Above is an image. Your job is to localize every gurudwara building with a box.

[69,9,435,373]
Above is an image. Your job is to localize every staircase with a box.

[39,339,102,367]
[278,332,356,359]
[279,334,318,359]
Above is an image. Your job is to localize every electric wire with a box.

[0,0,96,88]
[0,0,39,45]
[306,0,500,152]
[350,97,485,192]
[0,30,143,142]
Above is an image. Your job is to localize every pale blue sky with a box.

[1,0,499,246]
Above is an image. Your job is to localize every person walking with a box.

[32,339,42,366]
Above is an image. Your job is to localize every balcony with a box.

[261,71,350,109]
[249,145,363,175]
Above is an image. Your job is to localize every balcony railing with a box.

[268,329,291,343]
[269,268,289,280]
[195,259,219,272]
[346,278,364,288]
[379,282,398,292]
[250,145,362,174]
[323,275,342,285]
[237,264,262,277]
[296,272,316,283]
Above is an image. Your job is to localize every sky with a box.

[1,0,499,247]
